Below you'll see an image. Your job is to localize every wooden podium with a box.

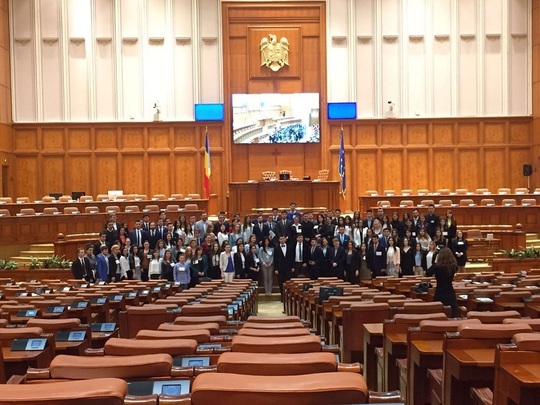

[228,180,340,215]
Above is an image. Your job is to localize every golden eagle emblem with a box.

[260,34,289,72]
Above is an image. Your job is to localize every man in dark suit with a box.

[306,238,323,280]
[104,220,119,247]
[147,222,160,249]
[329,237,346,280]
[289,216,303,240]
[425,204,440,238]
[275,211,292,240]
[252,215,270,244]
[273,235,295,302]
[301,212,315,243]
[71,247,91,280]
[214,211,230,236]
[364,210,374,229]
[93,232,109,256]
[292,234,308,277]
[129,220,147,248]
[96,245,109,282]
[367,234,387,277]
[336,226,350,247]
[141,214,151,232]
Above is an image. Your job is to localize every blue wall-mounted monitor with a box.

[327,102,357,120]
[194,103,225,121]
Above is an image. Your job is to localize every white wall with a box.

[328,0,531,118]
[10,0,531,122]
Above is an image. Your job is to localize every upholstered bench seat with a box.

[174,315,227,326]
[231,335,321,353]
[27,318,81,332]
[217,352,337,375]
[136,329,211,343]
[191,372,368,405]
[104,337,198,356]
[49,354,172,379]
[158,322,221,335]
[237,327,310,337]
[246,315,301,323]
[242,321,305,330]
[0,378,127,404]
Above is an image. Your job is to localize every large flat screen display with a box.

[232,93,320,144]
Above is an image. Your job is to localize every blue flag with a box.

[338,127,346,198]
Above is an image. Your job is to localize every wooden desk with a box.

[0,198,208,217]
[496,348,540,405]
[409,338,444,405]
[363,323,383,391]
[0,209,202,247]
[228,180,340,215]
[2,346,53,379]
[371,205,540,232]
[359,193,538,213]
[444,347,495,405]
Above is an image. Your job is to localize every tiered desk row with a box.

[0,196,207,245]
[0,278,405,405]
[284,268,540,405]
[359,189,540,232]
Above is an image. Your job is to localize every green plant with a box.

[499,246,540,260]
[0,259,18,270]
[42,255,72,269]
[28,257,42,269]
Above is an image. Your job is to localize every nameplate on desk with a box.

[476,297,493,303]
[56,331,86,342]
[91,297,107,304]
[15,292,28,297]
[108,295,124,301]
[45,306,65,313]
[178,356,210,367]
[17,309,39,317]
[91,322,116,332]
[139,290,150,296]
[71,301,88,309]
[198,343,221,350]
[469,204,477,206]
[152,287,161,292]
[487,203,495,206]
[125,292,138,298]
[11,338,47,351]
[128,379,190,397]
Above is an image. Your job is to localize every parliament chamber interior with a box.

[0,0,540,404]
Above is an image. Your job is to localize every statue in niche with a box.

[260,34,289,72]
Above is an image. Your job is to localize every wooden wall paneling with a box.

[14,128,38,152]
[228,37,247,93]
[302,36,322,92]
[431,149,455,191]
[406,149,429,193]
[41,127,65,151]
[173,153,197,195]
[66,154,92,197]
[147,126,170,150]
[484,148,507,190]
[67,127,91,150]
[41,155,65,196]
[381,123,403,147]
[509,147,532,189]
[457,123,480,145]
[484,122,505,144]
[432,123,454,145]
[355,150,378,198]
[120,126,144,150]
[304,143,322,180]
[121,153,145,194]
[14,155,38,199]
[407,124,428,146]
[457,148,481,190]
[95,153,118,193]
[148,153,171,196]
[380,150,403,193]
[509,121,531,144]
[94,127,118,150]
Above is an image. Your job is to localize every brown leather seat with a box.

[0,378,127,404]
[180,303,225,317]
[158,322,220,335]
[231,335,321,353]
[173,315,227,326]
[191,372,368,405]
[242,322,305,330]
[457,322,533,339]
[512,333,540,350]
[247,315,301,323]
[136,329,211,343]
[217,352,337,375]
[120,305,169,338]
[237,327,310,337]
[466,310,521,324]
[418,318,481,332]
[49,353,173,379]
[503,317,540,331]
[26,318,81,332]
[104,337,198,356]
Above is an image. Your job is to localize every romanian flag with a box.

[338,126,346,198]
[203,129,211,198]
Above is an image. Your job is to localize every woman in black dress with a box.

[426,247,458,317]
[319,237,332,277]
[344,240,360,284]
[400,237,415,276]
[451,230,468,272]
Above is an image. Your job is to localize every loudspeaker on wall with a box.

[523,164,533,176]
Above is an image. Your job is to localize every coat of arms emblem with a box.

[260,34,289,72]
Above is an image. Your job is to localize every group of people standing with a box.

[70,203,469,302]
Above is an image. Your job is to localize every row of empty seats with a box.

[0,203,200,217]
[0,194,202,204]
[366,187,537,196]
[377,197,537,207]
